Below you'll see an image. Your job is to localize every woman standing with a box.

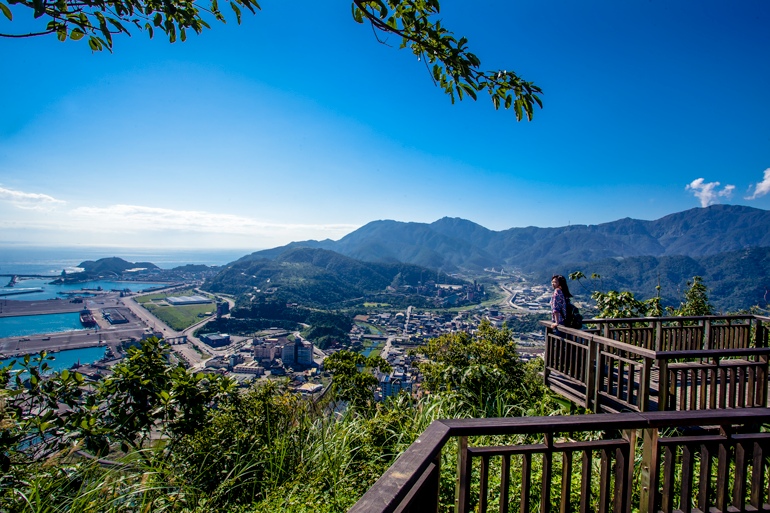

[550,274,573,329]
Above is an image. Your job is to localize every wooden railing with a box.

[350,408,770,513]
[543,315,770,413]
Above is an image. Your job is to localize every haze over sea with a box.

[0,245,251,276]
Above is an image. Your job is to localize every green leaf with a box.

[0,2,12,21]
[230,1,241,24]
[352,4,363,23]
[70,28,85,40]
[61,369,70,381]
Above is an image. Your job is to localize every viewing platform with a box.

[352,315,770,513]
[541,314,770,413]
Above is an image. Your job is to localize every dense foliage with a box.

[205,247,464,307]
[0,326,555,512]
[197,300,353,349]
[555,246,770,312]
[417,321,546,417]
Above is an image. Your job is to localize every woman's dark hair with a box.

[552,274,573,298]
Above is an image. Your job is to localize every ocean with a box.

[0,245,251,276]
[0,245,250,368]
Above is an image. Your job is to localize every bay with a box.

[0,346,108,377]
[1,278,169,301]
[0,312,85,338]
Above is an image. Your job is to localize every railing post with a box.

[586,337,598,412]
[594,340,603,413]
[639,428,659,513]
[603,322,610,340]
[757,321,768,409]
[621,429,637,513]
[639,357,652,412]
[455,436,468,513]
[655,321,662,352]
[658,359,669,412]
[703,319,711,350]
[544,326,552,386]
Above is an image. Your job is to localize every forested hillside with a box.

[205,247,464,306]
[541,246,770,312]
[236,205,770,273]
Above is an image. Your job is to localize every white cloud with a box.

[0,185,65,210]
[68,204,358,238]
[685,178,735,207]
[745,168,770,200]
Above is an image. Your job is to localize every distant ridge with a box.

[236,205,770,272]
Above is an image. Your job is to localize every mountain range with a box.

[206,247,464,306]
[237,205,770,273]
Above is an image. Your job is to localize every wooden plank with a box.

[479,455,489,513]
[541,434,553,513]
[499,454,510,513]
[751,441,764,510]
[659,360,670,412]
[639,429,657,513]
[661,445,675,513]
[468,440,626,457]
[520,453,532,513]
[729,367,737,408]
[733,441,748,511]
[579,449,592,513]
[690,368,698,411]
[598,448,612,513]
[660,347,770,359]
[679,369,687,411]
[455,436,468,513]
[350,421,451,513]
[586,338,598,412]
[640,357,652,412]
[394,460,439,513]
[719,367,727,409]
[738,366,747,408]
[697,443,712,512]
[716,439,729,512]
[613,445,628,513]
[679,444,694,513]
[560,451,573,513]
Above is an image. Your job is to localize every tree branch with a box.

[0,30,56,37]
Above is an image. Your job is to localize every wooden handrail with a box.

[582,314,757,324]
[539,321,658,358]
[350,408,770,513]
[657,346,770,359]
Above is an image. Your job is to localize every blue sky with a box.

[1,0,768,249]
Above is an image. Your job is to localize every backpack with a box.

[566,300,583,329]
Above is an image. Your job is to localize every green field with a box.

[135,289,213,304]
[143,303,214,331]
[356,322,384,336]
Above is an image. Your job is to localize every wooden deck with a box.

[543,315,770,413]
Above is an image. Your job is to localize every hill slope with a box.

[238,205,770,273]
[540,246,770,312]
[206,247,464,305]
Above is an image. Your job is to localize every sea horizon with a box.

[0,245,257,276]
